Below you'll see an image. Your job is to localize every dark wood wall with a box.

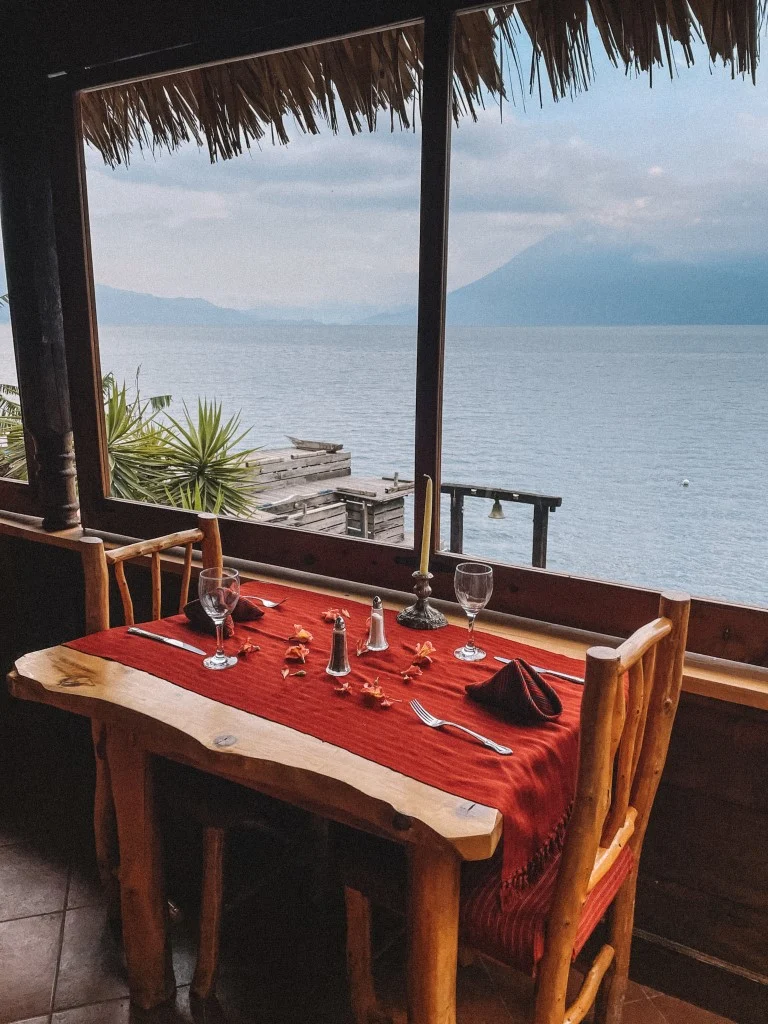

[1,534,766,1021]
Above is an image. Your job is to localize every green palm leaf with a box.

[103,377,168,502]
[161,399,257,517]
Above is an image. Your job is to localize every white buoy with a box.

[681,478,690,488]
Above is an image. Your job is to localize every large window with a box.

[83,26,422,549]
[440,10,768,608]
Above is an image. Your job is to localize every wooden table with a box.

[8,644,503,1023]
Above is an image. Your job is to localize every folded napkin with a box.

[183,596,263,637]
[466,658,562,724]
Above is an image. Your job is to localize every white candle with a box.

[419,475,433,575]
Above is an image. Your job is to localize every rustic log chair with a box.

[79,513,309,1000]
[340,591,690,1024]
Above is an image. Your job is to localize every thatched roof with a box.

[81,1,761,166]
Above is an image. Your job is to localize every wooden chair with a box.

[80,513,307,1000]
[341,591,690,1024]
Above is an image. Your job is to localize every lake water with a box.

[1,323,765,607]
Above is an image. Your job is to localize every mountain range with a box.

[367,232,768,326]
[3,232,768,326]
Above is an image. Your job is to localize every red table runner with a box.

[67,581,585,902]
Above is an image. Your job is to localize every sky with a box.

[81,19,768,320]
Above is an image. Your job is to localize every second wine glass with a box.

[453,562,493,662]
[198,567,240,670]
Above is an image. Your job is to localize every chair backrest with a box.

[535,590,690,1019]
[79,513,223,634]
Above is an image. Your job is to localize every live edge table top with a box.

[9,643,504,862]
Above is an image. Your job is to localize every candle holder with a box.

[396,571,448,630]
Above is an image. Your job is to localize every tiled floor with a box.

[0,712,737,1024]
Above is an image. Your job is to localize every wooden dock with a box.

[246,445,413,541]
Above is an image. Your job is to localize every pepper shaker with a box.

[326,614,351,676]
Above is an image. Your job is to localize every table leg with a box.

[407,843,461,1024]
[105,725,175,1010]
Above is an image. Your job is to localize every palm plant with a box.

[161,399,257,517]
[102,376,169,502]
[0,358,258,514]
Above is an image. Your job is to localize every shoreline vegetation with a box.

[0,370,259,516]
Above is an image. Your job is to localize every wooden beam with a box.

[413,5,455,570]
[47,78,110,521]
[0,63,80,529]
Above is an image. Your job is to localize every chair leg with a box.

[91,721,120,922]
[344,886,392,1024]
[593,867,639,1024]
[191,826,226,1001]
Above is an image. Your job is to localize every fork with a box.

[409,700,513,755]
[248,596,287,608]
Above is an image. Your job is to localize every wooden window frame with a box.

[45,0,768,666]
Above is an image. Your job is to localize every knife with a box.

[127,627,206,656]
[493,656,584,685]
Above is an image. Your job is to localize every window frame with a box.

[45,0,768,665]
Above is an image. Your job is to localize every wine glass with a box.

[454,562,493,662]
[198,567,240,670]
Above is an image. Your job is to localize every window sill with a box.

[1,510,765,712]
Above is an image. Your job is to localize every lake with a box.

[1,322,765,607]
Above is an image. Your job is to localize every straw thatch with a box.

[81,1,761,166]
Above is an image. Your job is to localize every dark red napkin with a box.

[183,596,264,637]
[183,600,235,637]
[466,658,563,724]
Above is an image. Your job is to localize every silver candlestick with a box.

[396,571,448,630]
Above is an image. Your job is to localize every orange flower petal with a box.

[291,626,314,642]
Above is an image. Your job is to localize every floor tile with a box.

[53,905,129,1011]
[478,956,535,1021]
[0,840,69,922]
[170,917,198,989]
[620,997,668,1024]
[66,845,104,911]
[651,994,737,1024]
[51,992,201,1023]
[52,1001,130,1024]
[0,912,62,1024]
[626,981,654,1004]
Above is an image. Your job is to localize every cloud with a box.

[83,62,768,312]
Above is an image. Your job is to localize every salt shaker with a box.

[326,614,351,676]
[367,595,388,652]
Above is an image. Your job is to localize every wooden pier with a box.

[245,443,563,567]
[246,445,413,542]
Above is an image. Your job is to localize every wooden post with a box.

[449,488,464,553]
[191,826,225,1001]
[534,647,619,1024]
[106,725,175,1010]
[532,501,549,568]
[413,7,455,568]
[0,63,79,529]
[345,887,389,1024]
[79,535,110,633]
[407,843,461,1024]
[198,512,223,571]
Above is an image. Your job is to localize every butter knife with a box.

[127,627,206,656]
[493,656,584,684]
